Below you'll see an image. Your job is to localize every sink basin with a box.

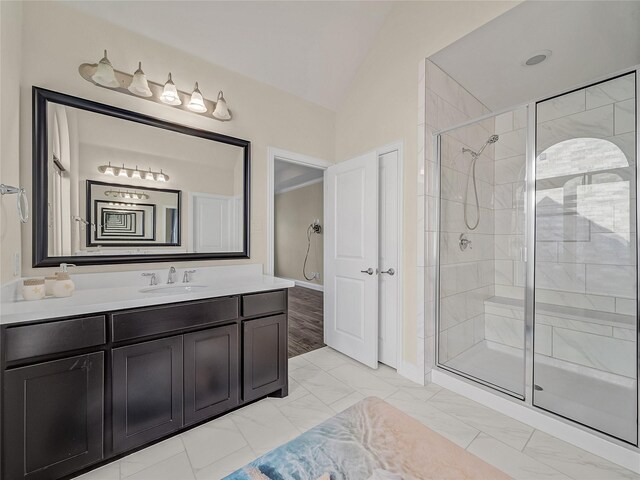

[140,284,209,294]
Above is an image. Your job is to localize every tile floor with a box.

[76,347,640,480]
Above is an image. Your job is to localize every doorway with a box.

[267,148,331,358]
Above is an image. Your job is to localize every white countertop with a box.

[0,264,294,325]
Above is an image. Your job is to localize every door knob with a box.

[360,268,374,275]
[380,268,395,276]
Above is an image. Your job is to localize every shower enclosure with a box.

[435,70,639,445]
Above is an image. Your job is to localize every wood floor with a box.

[288,286,324,358]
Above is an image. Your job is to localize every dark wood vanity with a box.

[0,289,288,480]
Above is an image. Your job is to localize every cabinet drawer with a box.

[242,290,286,317]
[4,316,106,362]
[111,297,239,342]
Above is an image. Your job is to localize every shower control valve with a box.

[459,233,472,251]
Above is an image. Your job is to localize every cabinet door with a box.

[3,352,104,480]
[184,325,239,426]
[243,314,287,402]
[112,336,183,453]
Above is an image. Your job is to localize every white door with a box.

[324,152,379,369]
[378,150,399,368]
[192,194,231,252]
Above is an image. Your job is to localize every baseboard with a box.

[277,276,324,292]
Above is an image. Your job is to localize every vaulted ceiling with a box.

[61,1,394,111]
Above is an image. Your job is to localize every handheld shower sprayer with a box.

[303,220,322,281]
[462,134,499,231]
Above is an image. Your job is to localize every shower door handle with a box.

[380,268,395,276]
[360,268,375,275]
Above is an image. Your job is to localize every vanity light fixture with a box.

[91,50,119,88]
[80,53,232,120]
[187,82,207,113]
[160,73,181,105]
[212,91,231,120]
[104,189,150,200]
[97,163,170,182]
[128,62,153,97]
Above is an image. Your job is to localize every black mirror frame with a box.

[32,86,251,267]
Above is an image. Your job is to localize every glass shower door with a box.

[437,107,527,397]
[533,72,638,444]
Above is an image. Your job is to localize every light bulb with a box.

[128,62,153,97]
[131,166,141,179]
[92,50,119,88]
[118,164,129,177]
[160,73,181,105]
[212,91,231,120]
[101,162,115,176]
[156,169,167,182]
[187,82,207,113]
[144,168,155,181]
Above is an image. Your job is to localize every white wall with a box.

[334,1,518,367]
[8,1,335,281]
[0,1,23,285]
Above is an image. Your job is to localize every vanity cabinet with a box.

[2,352,105,480]
[243,314,287,402]
[184,324,239,426]
[112,336,184,453]
[0,288,288,480]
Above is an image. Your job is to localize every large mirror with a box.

[33,87,250,266]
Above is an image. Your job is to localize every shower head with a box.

[462,134,500,158]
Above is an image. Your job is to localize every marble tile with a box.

[535,324,553,357]
[425,88,438,128]
[194,446,256,480]
[120,436,185,478]
[437,96,468,131]
[536,262,586,293]
[74,462,121,480]
[301,346,352,371]
[287,354,312,372]
[125,452,195,480]
[494,183,513,209]
[495,155,525,185]
[615,298,637,316]
[613,326,636,341]
[559,232,636,266]
[586,74,635,109]
[445,317,475,359]
[467,434,570,480]
[424,230,437,267]
[289,364,356,405]
[327,364,398,398]
[535,289,616,313]
[266,377,309,406]
[424,159,438,197]
[513,107,528,130]
[386,390,480,449]
[536,313,612,336]
[495,111,514,135]
[537,90,585,123]
[328,390,366,413]
[495,128,526,160]
[524,430,640,480]
[537,104,614,152]
[181,416,247,470]
[428,389,534,451]
[484,313,525,349]
[230,399,300,455]
[615,99,635,135]
[277,393,336,431]
[586,264,636,298]
[552,327,636,377]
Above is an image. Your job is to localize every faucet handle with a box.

[142,272,158,286]
[183,270,196,283]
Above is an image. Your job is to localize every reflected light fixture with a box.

[97,164,169,182]
[91,50,119,88]
[144,168,155,181]
[160,73,181,105]
[128,62,153,97]
[156,169,167,182]
[187,82,207,113]
[212,91,231,120]
[118,164,129,177]
[131,166,142,179]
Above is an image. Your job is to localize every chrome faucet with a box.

[167,266,177,284]
[183,270,196,283]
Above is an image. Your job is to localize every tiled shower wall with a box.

[421,60,493,372]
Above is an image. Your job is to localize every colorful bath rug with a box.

[223,396,510,480]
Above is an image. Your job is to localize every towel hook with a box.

[0,184,29,224]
